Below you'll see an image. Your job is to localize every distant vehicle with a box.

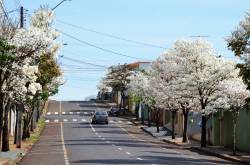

[108,107,120,116]
[91,111,109,124]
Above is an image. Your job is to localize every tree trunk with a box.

[14,108,18,144]
[171,110,176,139]
[135,103,139,120]
[0,108,3,149]
[182,110,189,143]
[233,123,236,155]
[141,104,144,124]
[16,104,23,148]
[156,120,160,133]
[201,115,207,147]
[2,101,11,152]
[156,109,160,133]
[148,108,151,127]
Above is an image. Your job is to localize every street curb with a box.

[140,125,249,164]
[191,147,250,164]
[161,138,183,147]
[140,127,190,148]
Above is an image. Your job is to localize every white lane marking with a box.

[72,119,77,122]
[62,112,66,115]
[101,138,105,140]
[83,112,87,115]
[77,112,80,114]
[95,132,98,135]
[118,121,123,123]
[45,120,50,123]
[106,141,110,143]
[110,120,114,123]
[81,119,86,122]
[54,119,59,123]
[98,135,102,138]
[55,112,59,115]
[151,164,156,165]
[118,147,122,151]
[69,112,73,115]
[47,112,51,115]
[61,122,70,165]
[136,157,143,160]
[90,123,96,132]
[127,121,132,124]
[63,119,68,122]
[126,152,131,155]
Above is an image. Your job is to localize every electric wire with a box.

[61,56,108,68]
[57,29,153,61]
[57,19,167,49]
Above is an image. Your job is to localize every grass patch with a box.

[27,118,45,143]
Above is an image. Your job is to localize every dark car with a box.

[91,111,109,124]
[108,107,120,116]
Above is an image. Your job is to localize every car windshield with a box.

[95,111,107,115]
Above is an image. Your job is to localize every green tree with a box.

[227,11,250,89]
[104,64,132,114]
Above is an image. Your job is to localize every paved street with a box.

[19,101,237,165]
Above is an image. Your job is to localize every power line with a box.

[57,19,167,49]
[57,29,153,61]
[60,56,108,68]
[0,8,19,15]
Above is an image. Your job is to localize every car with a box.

[91,111,109,124]
[108,107,120,116]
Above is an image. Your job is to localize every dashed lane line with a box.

[60,122,70,165]
[72,119,77,122]
[90,123,96,132]
[54,119,59,123]
[136,157,143,160]
[126,152,131,155]
[63,119,68,122]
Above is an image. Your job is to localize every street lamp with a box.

[52,0,72,11]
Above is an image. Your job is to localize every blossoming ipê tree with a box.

[173,39,240,147]
[216,78,250,155]
[0,6,62,151]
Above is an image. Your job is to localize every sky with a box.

[4,0,250,101]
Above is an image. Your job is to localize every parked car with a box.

[91,111,109,124]
[108,107,120,116]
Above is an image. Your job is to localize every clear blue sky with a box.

[5,0,250,100]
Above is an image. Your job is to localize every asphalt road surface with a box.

[19,101,237,165]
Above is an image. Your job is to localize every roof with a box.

[127,61,151,69]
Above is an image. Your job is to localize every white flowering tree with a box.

[171,40,240,147]
[97,78,112,101]
[128,69,152,125]
[0,6,62,151]
[103,64,132,114]
[216,79,250,155]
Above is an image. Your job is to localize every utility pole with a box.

[16,6,24,148]
[20,6,23,28]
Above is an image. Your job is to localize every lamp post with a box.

[52,0,72,11]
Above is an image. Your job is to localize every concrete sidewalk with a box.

[0,149,26,165]
[124,115,250,164]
